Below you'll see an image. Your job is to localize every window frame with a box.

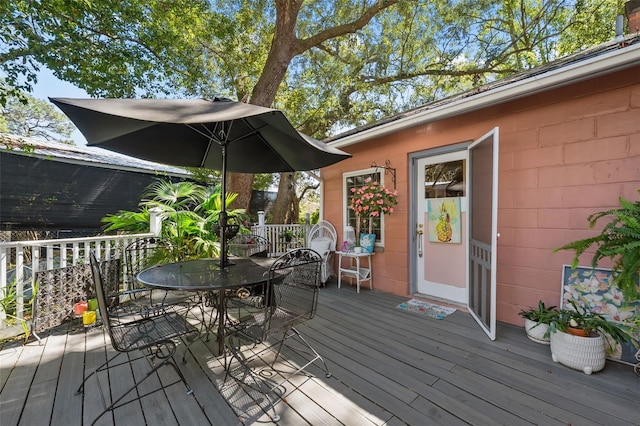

[343,167,386,247]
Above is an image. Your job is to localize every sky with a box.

[30,67,90,146]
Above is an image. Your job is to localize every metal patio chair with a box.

[221,248,332,422]
[228,233,270,258]
[306,219,337,285]
[77,252,199,426]
[124,237,198,314]
[226,234,271,314]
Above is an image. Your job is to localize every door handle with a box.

[416,224,424,257]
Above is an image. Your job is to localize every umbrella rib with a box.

[186,122,234,168]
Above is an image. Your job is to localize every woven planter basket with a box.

[524,319,550,345]
[550,330,605,375]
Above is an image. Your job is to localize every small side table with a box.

[337,251,373,293]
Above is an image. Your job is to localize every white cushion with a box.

[310,237,333,257]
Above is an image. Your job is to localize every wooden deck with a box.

[1,282,639,425]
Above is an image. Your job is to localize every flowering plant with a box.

[349,177,398,236]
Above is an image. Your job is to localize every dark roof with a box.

[0,134,193,229]
[327,33,640,143]
[0,134,191,177]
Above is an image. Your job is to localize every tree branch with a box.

[296,0,402,54]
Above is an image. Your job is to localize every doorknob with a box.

[416,224,424,257]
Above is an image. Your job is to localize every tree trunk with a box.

[229,1,302,218]
[226,172,254,212]
[272,172,296,223]
[229,0,399,222]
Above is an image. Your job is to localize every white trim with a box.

[416,281,467,305]
[342,168,386,246]
[328,42,640,148]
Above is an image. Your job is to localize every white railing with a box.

[0,232,153,336]
[0,222,312,338]
[251,224,310,256]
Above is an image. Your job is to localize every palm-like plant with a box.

[102,180,248,260]
[554,189,640,300]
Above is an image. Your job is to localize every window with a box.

[424,159,465,199]
[343,169,385,243]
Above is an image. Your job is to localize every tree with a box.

[2,0,623,221]
[0,93,75,143]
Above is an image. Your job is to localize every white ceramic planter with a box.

[524,319,550,345]
[550,330,605,375]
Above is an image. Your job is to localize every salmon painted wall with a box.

[321,66,640,326]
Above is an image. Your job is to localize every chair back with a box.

[307,220,337,247]
[264,248,321,337]
[89,252,114,336]
[125,237,174,288]
[307,220,337,256]
[228,234,270,258]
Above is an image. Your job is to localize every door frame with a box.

[409,129,499,341]
[408,141,471,296]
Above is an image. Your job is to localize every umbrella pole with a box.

[220,142,229,268]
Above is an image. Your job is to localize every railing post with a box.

[257,211,265,238]
[149,208,162,236]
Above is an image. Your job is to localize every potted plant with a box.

[280,229,295,242]
[547,300,631,375]
[518,301,558,344]
[348,177,398,253]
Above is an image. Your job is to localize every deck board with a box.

[1,281,639,425]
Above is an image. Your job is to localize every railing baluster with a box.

[0,232,153,333]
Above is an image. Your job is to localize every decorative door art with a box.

[428,197,461,243]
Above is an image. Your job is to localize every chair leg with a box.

[221,337,280,423]
[287,328,332,379]
[76,350,125,395]
[90,354,192,426]
[266,328,332,381]
[80,344,194,425]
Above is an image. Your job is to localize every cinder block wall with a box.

[322,66,640,326]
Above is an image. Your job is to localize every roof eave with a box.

[328,41,640,149]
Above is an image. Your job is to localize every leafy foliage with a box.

[554,190,640,300]
[348,177,398,218]
[2,0,625,220]
[1,93,75,142]
[518,300,558,324]
[547,300,631,345]
[101,180,248,260]
[1,0,232,101]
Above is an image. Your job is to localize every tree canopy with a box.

[1,0,626,221]
[0,93,75,142]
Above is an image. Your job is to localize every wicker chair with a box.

[306,220,337,285]
[221,248,331,422]
[77,252,199,425]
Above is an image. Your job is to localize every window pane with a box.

[424,160,465,198]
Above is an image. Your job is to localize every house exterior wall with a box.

[321,66,640,326]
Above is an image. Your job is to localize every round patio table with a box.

[136,257,272,355]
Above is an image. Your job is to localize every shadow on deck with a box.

[1,281,638,425]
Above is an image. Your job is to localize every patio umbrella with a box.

[50,97,351,267]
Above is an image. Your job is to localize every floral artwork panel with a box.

[561,265,640,365]
[427,197,461,243]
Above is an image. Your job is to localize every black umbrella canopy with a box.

[49,97,350,172]
[50,97,351,268]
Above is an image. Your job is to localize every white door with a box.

[415,150,468,305]
[413,128,499,340]
[467,128,499,340]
